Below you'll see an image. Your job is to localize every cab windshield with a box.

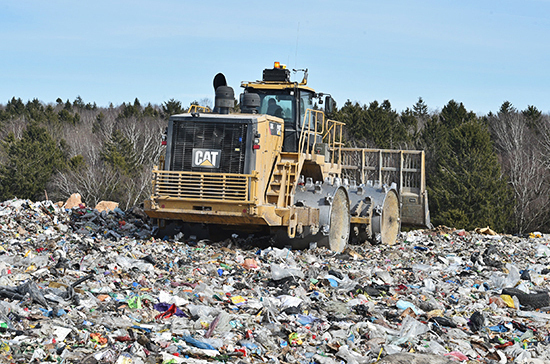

[244,88,317,152]
[243,89,317,131]
[257,92,295,126]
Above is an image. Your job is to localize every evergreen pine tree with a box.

[100,129,139,176]
[6,97,25,116]
[523,105,542,129]
[336,99,414,148]
[0,122,66,200]
[162,99,184,118]
[413,97,428,118]
[423,101,513,231]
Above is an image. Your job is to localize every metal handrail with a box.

[298,109,345,165]
[298,109,323,156]
[323,118,345,165]
[187,105,212,113]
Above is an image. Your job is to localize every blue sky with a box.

[1,0,549,115]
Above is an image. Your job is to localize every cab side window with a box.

[299,91,314,128]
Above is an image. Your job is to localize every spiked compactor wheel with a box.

[328,187,351,253]
[377,189,400,245]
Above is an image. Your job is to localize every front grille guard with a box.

[152,169,256,204]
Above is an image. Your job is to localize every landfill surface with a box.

[0,198,549,364]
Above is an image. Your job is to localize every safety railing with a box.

[187,105,212,113]
[298,109,345,165]
[323,117,345,165]
[339,149,426,193]
[152,169,256,203]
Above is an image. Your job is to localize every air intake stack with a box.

[213,73,234,114]
[241,92,260,114]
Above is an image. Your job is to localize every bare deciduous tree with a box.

[0,116,27,140]
[49,103,166,209]
[489,109,550,233]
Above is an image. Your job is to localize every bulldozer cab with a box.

[241,64,317,152]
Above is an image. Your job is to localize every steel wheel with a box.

[379,189,400,245]
[329,187,351,253]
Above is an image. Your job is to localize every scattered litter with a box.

[0,199,549,363]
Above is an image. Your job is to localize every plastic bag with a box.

[271,263,304,280]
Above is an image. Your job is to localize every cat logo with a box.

[192,148,221,168]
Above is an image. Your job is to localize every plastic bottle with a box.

[519,329,534,341]
[182,335,216,350]
[513,295,521,310]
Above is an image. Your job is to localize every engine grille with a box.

[153,170,252,201]
[169,120,248,174]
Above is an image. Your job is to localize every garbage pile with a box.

[69,204,153,241]
[0,198,549,363]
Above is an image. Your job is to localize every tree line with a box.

[0,96,547,234]
[332,98,549,234]
[0,97,184,210]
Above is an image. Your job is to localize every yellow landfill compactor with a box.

[144,63,430,252]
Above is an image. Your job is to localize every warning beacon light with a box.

[263,62,290,82]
